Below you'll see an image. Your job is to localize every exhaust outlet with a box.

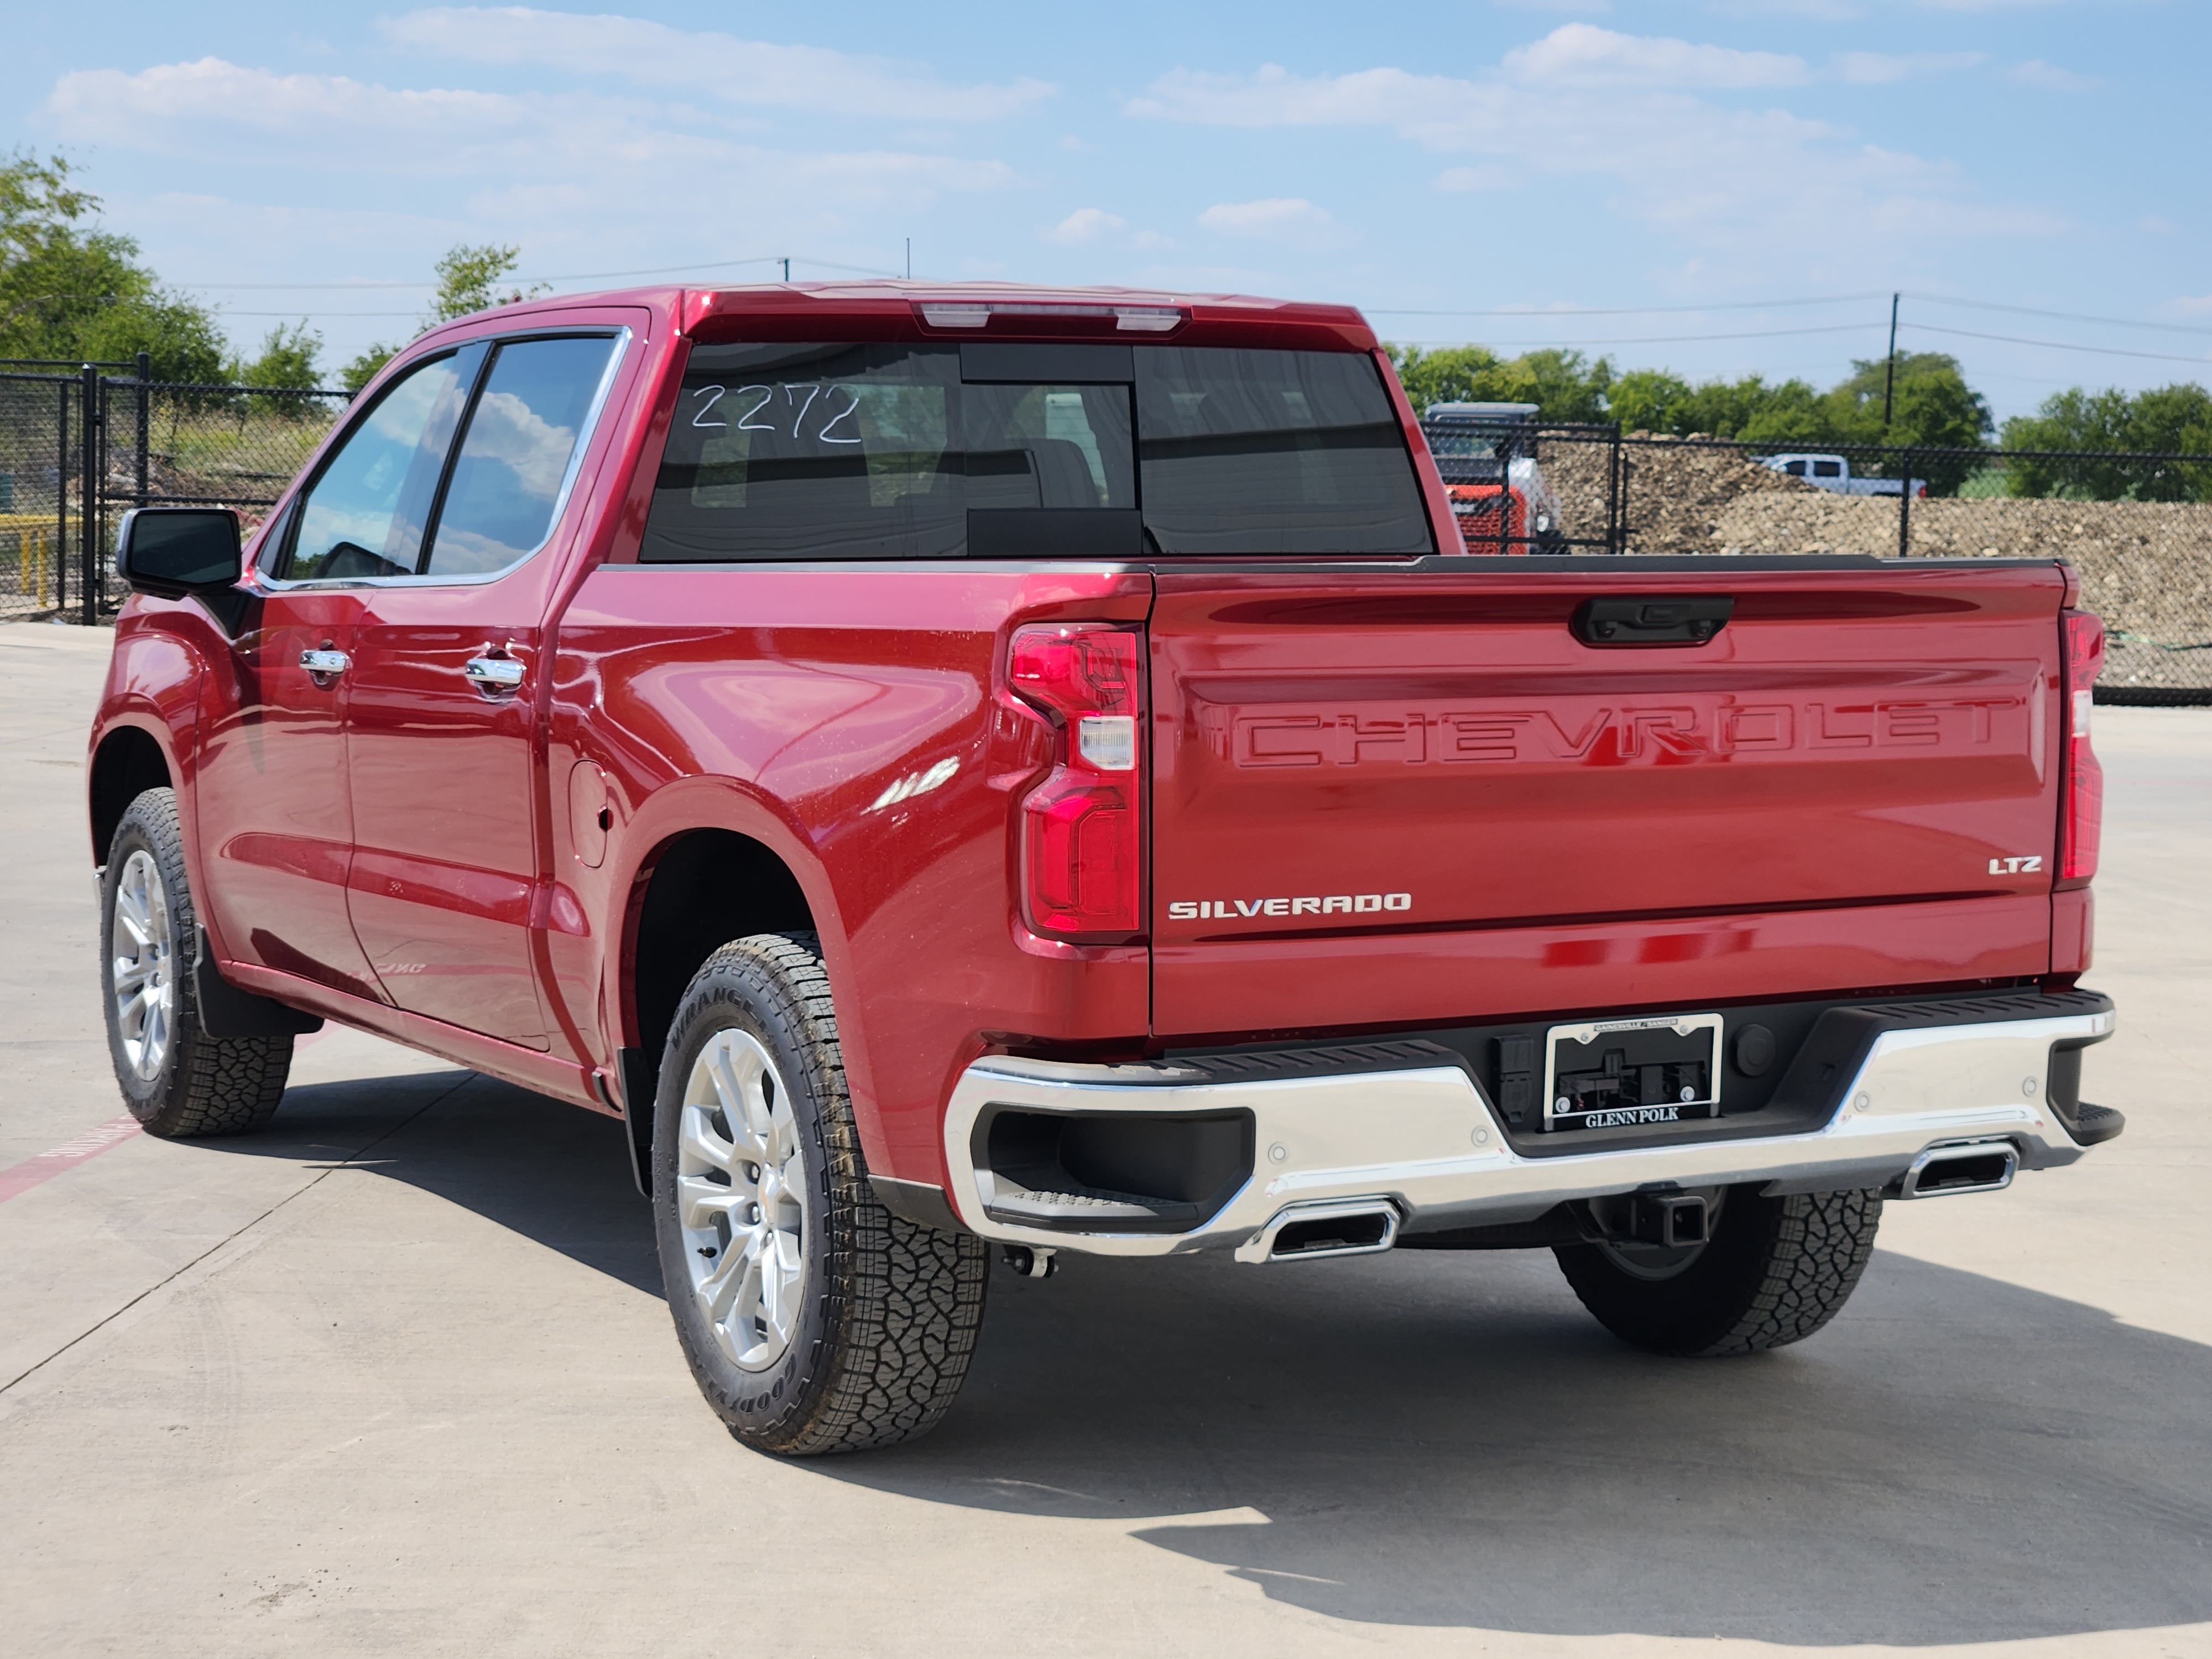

[1239,1198,1401,1263]
[1898,1141,2018,1199]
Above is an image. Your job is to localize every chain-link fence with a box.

[1422,416,2212,702]
[0,359,348,623]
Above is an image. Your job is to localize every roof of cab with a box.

[429,279,1381,354]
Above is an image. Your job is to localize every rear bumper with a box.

[941,999,2116,1259]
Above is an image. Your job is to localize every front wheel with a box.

[652,933,988,1455]
[101,788,292,1138]
[1554,1186,1882,1356]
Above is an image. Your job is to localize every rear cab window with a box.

[639,341,1431,561]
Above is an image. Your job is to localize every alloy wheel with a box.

[676,1029,808,1370]
[111,848,176,1081]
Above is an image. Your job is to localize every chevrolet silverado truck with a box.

[88,282,2119,1457]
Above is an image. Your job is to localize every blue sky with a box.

[6,0,2205,416]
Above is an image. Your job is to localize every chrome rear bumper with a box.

[941,1004,2116,1260]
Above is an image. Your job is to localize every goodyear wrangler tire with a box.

[101,788,293,1138]
[652,933,989,1455]
[1554,1186,1882,1357]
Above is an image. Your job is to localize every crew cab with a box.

[89,283,2118,1457]
[1764,451,1929,497]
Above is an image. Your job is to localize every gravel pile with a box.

[1534,434,1818,550]
[1712,495,2212,690]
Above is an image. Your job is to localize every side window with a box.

[281,347,481,581]
[1813,459,1844,478]
[424,335,620,577]
[1783,460,1808,477]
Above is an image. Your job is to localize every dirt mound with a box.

[1714,494,2212,691]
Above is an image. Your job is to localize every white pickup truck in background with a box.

[1763,452,1928,498]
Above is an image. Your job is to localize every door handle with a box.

[463,655,526,695]
[299,648,350,682]
[1573,596,1734,647]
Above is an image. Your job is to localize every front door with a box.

[343,331,624,1046]
[192,586,376,998]
[192,343,487,999]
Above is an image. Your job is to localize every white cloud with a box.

[380,6,1053,121]
[2177,294,2212,316]
[1128,38,2063,277]
[1493,0,1611,11]
[1834,50,1985,84]
[1128,64,1477,130]
[2140,216,2176,234]
[1196,199,1350,251]
[1049,207,1126,246]
[43,60,1012,201]
[1504,24,1808,89]
[2009,60,2103,92]
[1916,0,2062,9]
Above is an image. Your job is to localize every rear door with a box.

[343,329,628,1046]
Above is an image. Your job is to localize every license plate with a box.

[1541,1013,1723,1131]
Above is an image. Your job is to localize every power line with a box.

[1902,322,2212,365]
[1392,322,1882,348]
[1368,294,1886,318]
[1903,291,2212,338]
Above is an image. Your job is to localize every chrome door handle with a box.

[299,649,350,680]
[463,655,526,694]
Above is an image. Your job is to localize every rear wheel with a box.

[652,933,988,1455]
[101,788,292,1138]
[1554,1185,1882,1356]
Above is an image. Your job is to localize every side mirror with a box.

[115,508,243,599]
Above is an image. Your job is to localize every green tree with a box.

[1609,368,1825,440]
[0,150,225,380]
[1387,345,1614,423]
[342,241,550,392]
[1820,352,1990,448]
[2001,383,2212,500]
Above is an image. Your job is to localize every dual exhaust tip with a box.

[1241,1198,1402,1263]
[1223,1141,2023,1267]
[1897,1141,2018,1199]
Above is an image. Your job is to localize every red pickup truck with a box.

[90,283,2119,1457]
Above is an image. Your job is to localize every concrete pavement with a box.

[2,617,2207,1657]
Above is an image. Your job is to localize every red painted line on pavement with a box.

[0,1114,143,1204]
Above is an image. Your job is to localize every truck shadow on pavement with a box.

[262,1069,2211,1648]
[854,1236,2212,1647]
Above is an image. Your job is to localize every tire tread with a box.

[105,789,291,1139]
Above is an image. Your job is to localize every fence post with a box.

[1614,431,1631,555]
[135,350,150,516]
[80,364,99,625]
[1896,449,1913,560]
[55,379,69,615]
[1610,425,1628,555]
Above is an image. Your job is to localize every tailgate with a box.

[1148,561,2067,1037]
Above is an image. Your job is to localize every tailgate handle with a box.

[1574,596,1734,647]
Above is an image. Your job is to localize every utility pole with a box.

[1881,291,1900,437]
[905,238,911,280]
[780,257,790,282]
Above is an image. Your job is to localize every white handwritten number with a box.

[817,385,863,445]
[735,385,776,432]
[784,383,821,435]
[690,385,727,429]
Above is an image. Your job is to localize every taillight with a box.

[2059,609,2104,887]
[1006,624,1144,941]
